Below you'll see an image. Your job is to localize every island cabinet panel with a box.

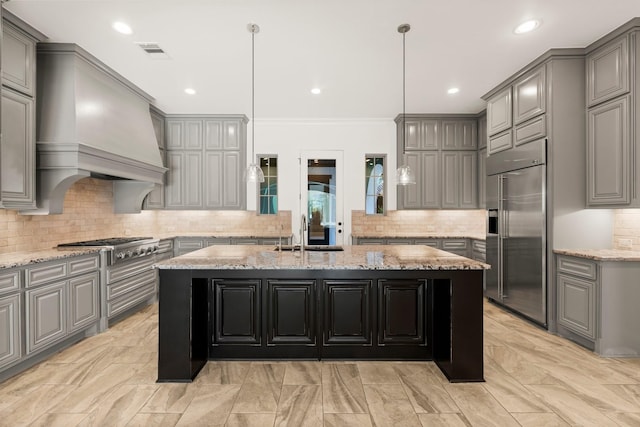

[323,280,372,345]
[267,280,315,345]
[212,280,260,344]
[378,279,425,344]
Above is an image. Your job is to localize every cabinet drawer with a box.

[488,129,513,155]
[68,255,99,277]
[157,239,174,253]
[557,256,597,280]
[26,261,67,288]
[472,240,486,254]
[414,239,439,248]
[107,269,156,301]
[0,269,21,294]
[515,115,546,146]
[355,238,385,245]
[386,239,413,245]
[442,239,468,251]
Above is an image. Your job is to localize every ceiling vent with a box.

[135,42,170,59]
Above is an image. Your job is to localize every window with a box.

[365,155,385,214]
[258,156,278,215]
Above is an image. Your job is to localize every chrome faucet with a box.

[300,213,307,252]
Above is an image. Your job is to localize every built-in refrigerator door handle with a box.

[499,175,507,299]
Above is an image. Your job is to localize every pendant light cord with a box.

[402,29,406,152]
[251,28,255,162]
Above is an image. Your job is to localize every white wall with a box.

[246,118,397,242]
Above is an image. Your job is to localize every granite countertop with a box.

[155,244,490,271]
[554,248,640,262]
[0,248,103,270]
[352,234,486,241]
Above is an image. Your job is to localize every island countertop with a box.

[155,244,490,270]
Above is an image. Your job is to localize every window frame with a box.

[365,154,386,215]
[257,154,278,215]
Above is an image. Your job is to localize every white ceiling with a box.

[6,0,640,118]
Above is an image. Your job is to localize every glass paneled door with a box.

[300,151,344,246]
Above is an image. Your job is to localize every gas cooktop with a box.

[58,237,154,247]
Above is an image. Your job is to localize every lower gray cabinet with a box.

[556,255,597,341]
[0,294,21,369]
[26,281,67,354]
[441,239,469,257]
[68,272,99,333]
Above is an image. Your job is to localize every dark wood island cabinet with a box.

[155,245,487,383]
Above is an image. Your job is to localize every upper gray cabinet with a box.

[477,113,487,149]
[396,114,478,210]
[164,115,247,210]
[587,35,629,108]
[587,95,630,205]
[2,21,35,96]
[513,65,546,125]
[402,118,439,150]
[0,13,43,210]
[486,87,512,136]
[442,120,477,150]
[585,26,640,208]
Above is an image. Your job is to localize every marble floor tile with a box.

[283,361,322,385]
[124,413,182,427]
[196,361,251,385]
[141,383,200,413]
[356,362,401,384]
[510,412,571,427]
[76,384,158,427]
[526,384,622,426]
[225,413,277,427]
[0,383,76,426]
[605,412,640,426]
[175,384,240,427]
[444,383,520,427]
[482,359,550,412]
[323,413,373,427]
[399,374,460,414]
[232,381,281,413]
[363,383,421,427]
[244,363,286,385]
[29,412,87,427]
[322,363,368,414]
[275,384,323,427]
[416,413,470,427]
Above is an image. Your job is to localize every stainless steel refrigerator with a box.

[486,138,546,327]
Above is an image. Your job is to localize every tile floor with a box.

[1,301,639,426]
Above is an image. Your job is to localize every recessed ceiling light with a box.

[184,88,196,95]
[310,88,321,95]
[112,21,133,35]
[514,19,541,34]
[447,87,460,95]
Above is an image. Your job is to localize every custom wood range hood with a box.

[20,43,167,215]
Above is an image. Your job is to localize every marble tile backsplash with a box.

[613,209,640,250]
[351,210,486,238]
[0,178,291,255]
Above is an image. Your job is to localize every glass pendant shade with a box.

[245,162,265,183]
[396,164,416,185]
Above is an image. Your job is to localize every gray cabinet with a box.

[477,114,487,149]
[0,294,21,369]
[26,281,67,354]
[587,35,630,107]
[486,87,512,136]
[556,256,597,341]
[478,148,486,208]
[2,21,35,96]
[513,65,546,124]
[441,239,469,257]
[398,152,440,209]
[1,87,35,208]
[514,115,546,146]
[442,120,476,150]
[396,115,479,210]
[165,116,247,210]
[68,272,99,333]
[353,236,475,257]
[584,29,640,208]
[587,96,630,205]
[442,151,477,209]
[488,129,512,155]
[0,15,42,210]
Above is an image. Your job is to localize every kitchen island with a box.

[155,245,488,383]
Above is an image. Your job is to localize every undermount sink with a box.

[274,245,344,252]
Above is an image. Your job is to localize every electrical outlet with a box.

[618,238,633,249]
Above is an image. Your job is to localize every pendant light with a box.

[396,23,416,186]
[245,23,265,183]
